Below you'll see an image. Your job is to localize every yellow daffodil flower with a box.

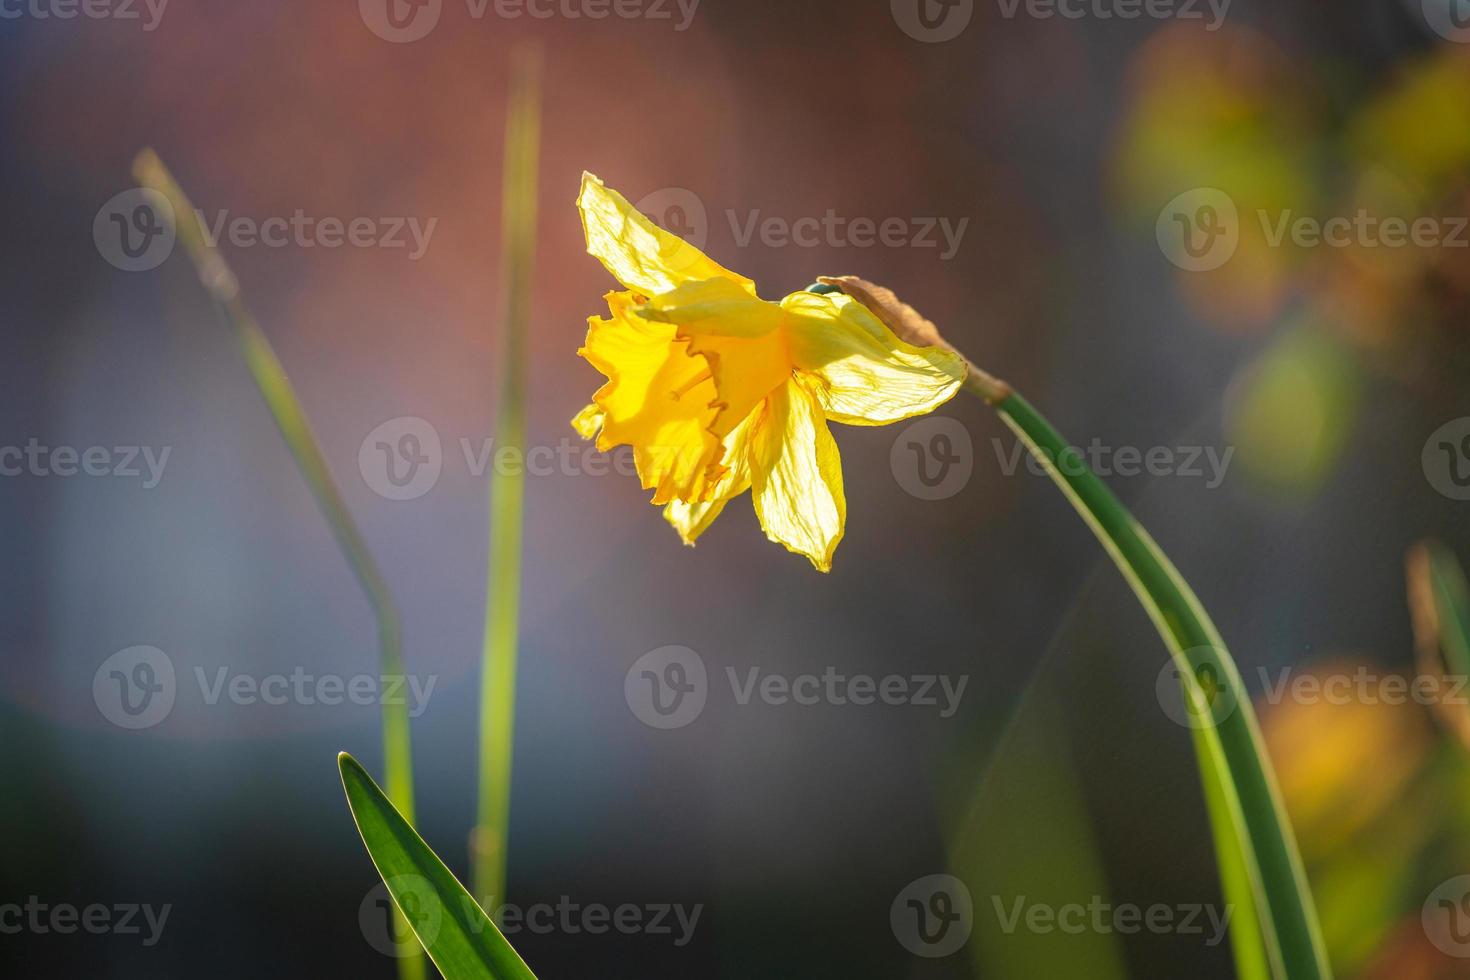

[572,172,967,571]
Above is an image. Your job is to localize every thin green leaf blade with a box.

[475,43,542,906]
[136,151,425,980]
[1193,717,1273,980]
[999,392,1330,980]
[1409,540,1470,749]
[339,753,537,980]
[1420,541,1470,673]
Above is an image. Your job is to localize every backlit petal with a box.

[571,403,605,440]
[781,290,967,426]
[641,276,782,338]
[578,172,754,297]
[749,380,846,572]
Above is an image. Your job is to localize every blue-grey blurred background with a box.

[4,0,1470,976]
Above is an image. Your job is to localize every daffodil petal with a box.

[781,290,967,426]
[571,403,605,440]
[749,380,846,572]
[664,494,734,545]
[663,406,760,545]
[578,172,754,297]
[578,291,724,504]
[640,276,782,338]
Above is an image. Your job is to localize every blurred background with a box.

[3,0,1470,976]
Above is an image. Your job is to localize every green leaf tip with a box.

[338,749,538,980]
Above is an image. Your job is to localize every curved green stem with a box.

[988,389,1329,980]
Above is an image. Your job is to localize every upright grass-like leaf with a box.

[473,47,542,908]
[133,151,424,980]
[340,753,539,980]
[1407,540,1470,750]
[999,392,1318,979]
[818,276,1329,980]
